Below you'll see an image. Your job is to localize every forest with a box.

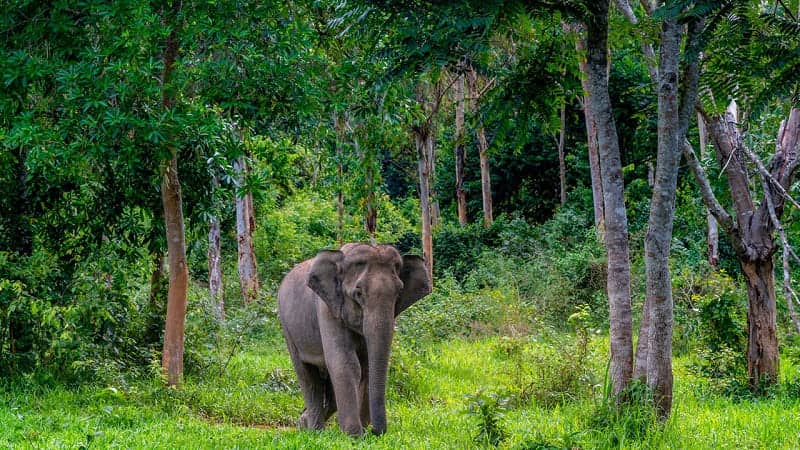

[2,0,800,448]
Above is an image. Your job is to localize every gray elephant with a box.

[277,243,431,436]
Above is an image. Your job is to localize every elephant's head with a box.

[307,243,431,434]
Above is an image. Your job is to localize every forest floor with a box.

[2,318,800,449]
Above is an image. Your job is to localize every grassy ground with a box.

[3,319,800,449]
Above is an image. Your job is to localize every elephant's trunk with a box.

[365,312,394,435]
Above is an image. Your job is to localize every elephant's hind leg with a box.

[286,342,330,430]
[294,361,331,430]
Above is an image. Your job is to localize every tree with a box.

[208,172,224,319]
[467,65,495,228]
[234,152,260,305]
[413,78,446,282]
[582,0,634,398]
[680,1,800,388]
[159,5,190,387]
[454,68,469,226]
[642,10,703,418]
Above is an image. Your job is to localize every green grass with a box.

[3,323,800,449]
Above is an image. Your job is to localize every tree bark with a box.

[235,156,260,304]
[644,15,682,418]
[584,1,633,398]
[742,258,779,387]
[574,26,605,235]
[454,71,468,226]
[159,24,189,388]
[698,113,719,268]
[364,156,377,240]
[697,105,800,388]
[428,143,440,229]
[415,127,434,284]
[208,216,224,320]
[334,112,346,246]
[558,103,567,205]
[467,66,493,227]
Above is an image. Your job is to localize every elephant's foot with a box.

[338,416,364,436]
[298,409,327,430]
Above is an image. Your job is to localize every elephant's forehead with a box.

[345,244,400,265]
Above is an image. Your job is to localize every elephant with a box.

[277,243,431,436]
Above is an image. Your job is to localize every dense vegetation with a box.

[2,0,800,448]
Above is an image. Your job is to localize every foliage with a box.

[588,380,658,447]
[466,390,510,447]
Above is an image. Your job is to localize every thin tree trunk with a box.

[574,26,605,235]
[584,1,633,398]
[425,81,443,228]
[467,66,493,227]
[415,128,434,283]
[159,24,189,388]
[364,157,377,241]
[455,72,468,226]
[476,126,493,227]
[208,216,224,320]
[698,113,719,268]
[558,103,567,205]
[427,115,440,229]
[644,16,682,418]
[235,156,260,304]
[334,112,346,246]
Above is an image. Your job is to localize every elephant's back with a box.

[277,259,315,315]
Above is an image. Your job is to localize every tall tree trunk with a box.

[467,67,493,227]
[208,219,224,320]
[454,72,468,226]
[584,2,633,398]
[334,112,347,246]
[425,81,443,228]
[574,26,605,235]
[476,126,493,227]
[235,156,260,304]
[643,16,682,418]
[364,157,377,240]
[159,25,189,388]
[208,173,224,319]
[427,119,440,229]
[415,127,434,283]
[698,104,800,388]
[698,113,719,268]
[558,103,567,205]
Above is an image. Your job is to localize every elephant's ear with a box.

[396,255,432,316]
[308,250,345,319]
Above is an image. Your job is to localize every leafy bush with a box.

[675,268,748,395]
[397,275,536,342]
[466,391,510,447]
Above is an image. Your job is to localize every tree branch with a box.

[756,156,800,333]
[740,143,800,212]
[682,138,739,240]
[614,0,638,23]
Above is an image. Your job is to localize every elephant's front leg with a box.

[319,311,364,435]
[326,350,363,435]
[359,357,370,427]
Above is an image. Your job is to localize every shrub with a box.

[466,391,510,447]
